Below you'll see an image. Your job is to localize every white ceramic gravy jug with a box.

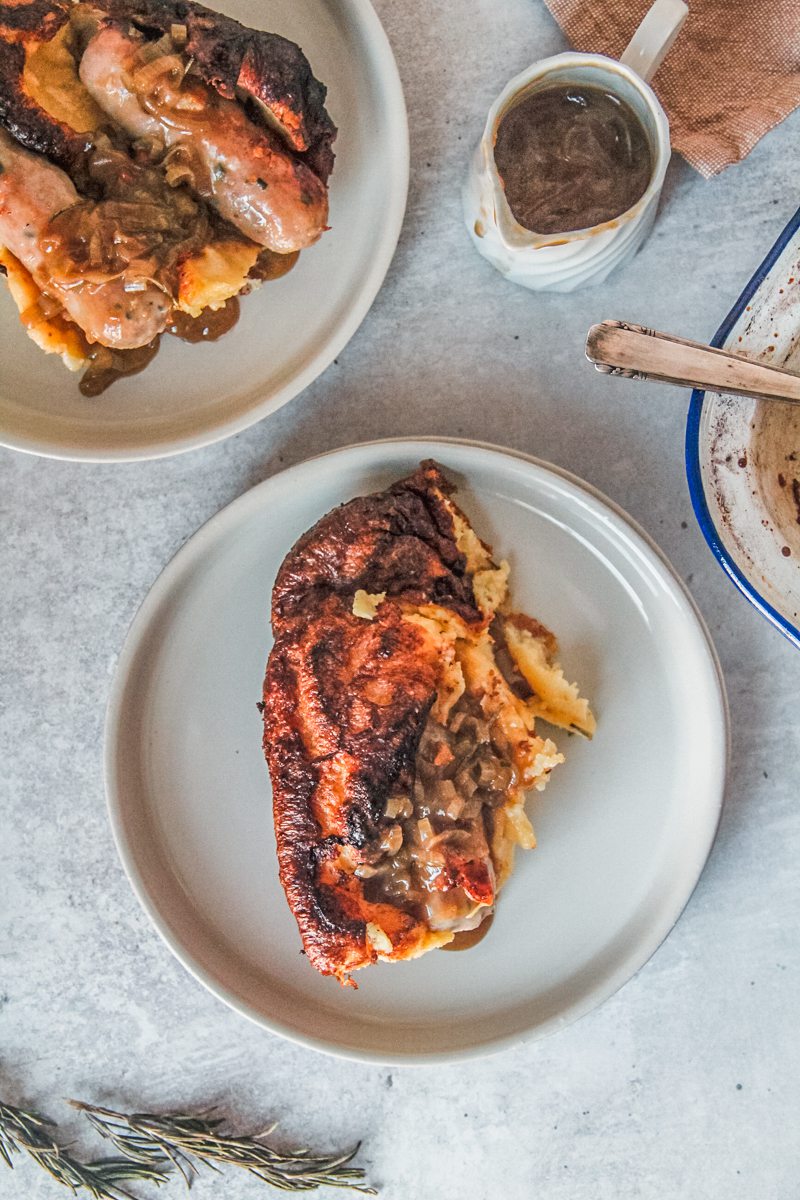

[463,0,688,293]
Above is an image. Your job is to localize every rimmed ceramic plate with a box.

[0,0,408,462]
[105,439,728,1062]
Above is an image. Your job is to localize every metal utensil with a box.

[585,319,800,404]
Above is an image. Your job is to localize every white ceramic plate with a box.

[0,0,408,461]
[105,439,728,1062]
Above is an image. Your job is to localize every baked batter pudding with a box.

[262,462,595,985]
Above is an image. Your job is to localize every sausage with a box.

[0,127,169,348]
[79,25,329,252]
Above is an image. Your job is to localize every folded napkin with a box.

[543,0,800,177]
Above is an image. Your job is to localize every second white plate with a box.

[105,439,728,1062]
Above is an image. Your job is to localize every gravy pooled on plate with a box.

[494,84,653,235]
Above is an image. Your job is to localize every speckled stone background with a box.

[2,1,799,1197]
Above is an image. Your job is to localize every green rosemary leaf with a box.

[71,1102,377,1194]
[1,1095,376,1196]
[0,1101,170,1199]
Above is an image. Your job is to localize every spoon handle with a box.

[585,319,800,404]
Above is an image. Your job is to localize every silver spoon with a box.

[585,319,800,404]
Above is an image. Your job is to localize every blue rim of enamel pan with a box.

[685,202,800,651]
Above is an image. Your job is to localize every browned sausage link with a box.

[79,25,329,253]
[0,127,169,348]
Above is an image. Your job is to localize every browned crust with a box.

[0,42,92,175]
[0,0,335,184]
[262,462,484,983]
[266,597,441,982]
[0,0,68,42]
[0,0,93,176]
[88,0,337,181]
[272,462,482,625]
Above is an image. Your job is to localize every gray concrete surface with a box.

[2,1,799,1196]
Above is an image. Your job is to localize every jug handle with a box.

[620,0,688,83]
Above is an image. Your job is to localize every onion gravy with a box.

[167,296,240,342]
[494,83,652,235]
[79,298,242,395]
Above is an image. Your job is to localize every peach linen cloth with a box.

[542,0,800,177]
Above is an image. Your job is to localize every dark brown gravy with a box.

[79,298,241,395]
[441,912,494,952]
[79,339,160,397]
[77,247,299,396]
[249,249,300,282]
[167,296,240,342]
[493,84,652,235]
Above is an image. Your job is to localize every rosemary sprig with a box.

[0,1097,376,1197]
[0,1101,170,1199]
[71,1101,377,1195]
